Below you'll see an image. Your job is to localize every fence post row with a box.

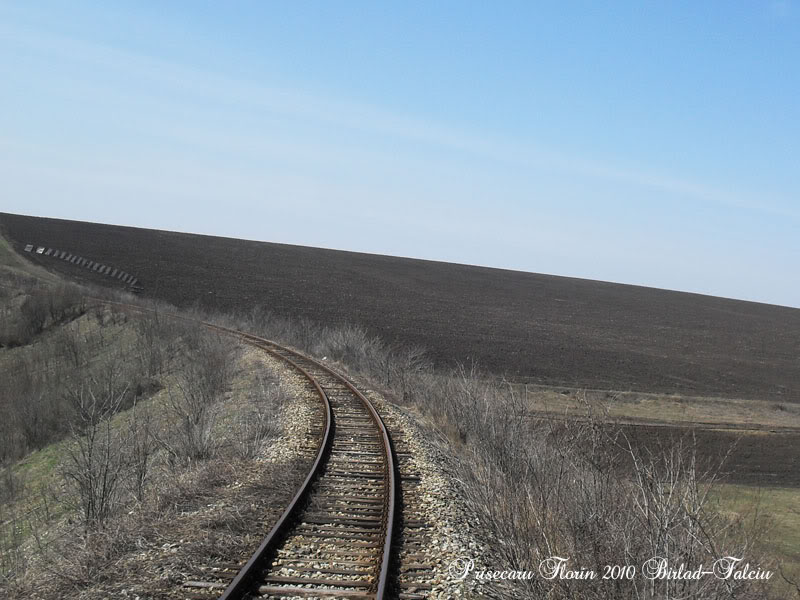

[22,242,141,291]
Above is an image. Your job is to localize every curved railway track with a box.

[206,334,396,600]
[94,301,437,599]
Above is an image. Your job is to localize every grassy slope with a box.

[0,233,57,285]
[712,484,800,596]
[0,310,139,560]
[0,236,137,563]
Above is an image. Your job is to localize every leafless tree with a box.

[61,384,128,530]
[134,311,168,377]
[54,325,83,369]
[123,399,156,503]
[19,293,48,337]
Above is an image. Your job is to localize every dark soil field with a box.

[3,212,799,403]
[618,425,800,487]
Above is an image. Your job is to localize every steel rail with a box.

[215,341,332,600]
[233,332,397,599]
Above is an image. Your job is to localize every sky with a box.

[1,2,798,307]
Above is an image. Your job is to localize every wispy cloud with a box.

[3,24,796,222]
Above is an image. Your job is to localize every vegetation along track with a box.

[102,301,408,599]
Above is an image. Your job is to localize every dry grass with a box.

[0,233,57,286]
[518,383,800,430]
[711,484,800,598]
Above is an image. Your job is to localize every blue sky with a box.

[1,1,798,307]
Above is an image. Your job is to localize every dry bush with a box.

[0,312,29,348]
[163,327,237,461]
[60,383,129,530]
[53,325,83,368]
[0,356,73,457]
[412,369,767,600]
[18,292,48,337]
[0,293,46,347]
[0,466,21,504]
[17,520,138,593]
[0,297,254,595]
[235,307,431,402]
[0,320,165,465]
[132,309,182,378]
[45,283,85,325]
[0,282,86,347]
[319,324,380,371]
[123,399,156,503]
[0,269,40,292]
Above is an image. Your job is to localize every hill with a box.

[2,211,799,402]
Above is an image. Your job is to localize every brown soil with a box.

[3,212,799,404]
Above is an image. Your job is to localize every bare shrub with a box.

[61,384,128,530]
[233,405,278,460]
[0,465,22,503]
[165,328,237,461]
[54,324,83,368]
[240,308,431,402]
[0,312,28,347]
[319,325,431,401]
[133,310,178,378]
[0,316,158,464]
[295,316,322,354]
[123,399,156,503]
[18,292,48,338]
[46,283,85,325]
[383,345,430,402]
[418,367,765,600]
[3,356,72,455]
[0,505,26,582]
[31,524,135,589]
[0,283,86,347]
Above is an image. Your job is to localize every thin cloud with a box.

[1,25,797,221]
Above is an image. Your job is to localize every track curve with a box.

[214,335,397,600]
[92,300,397,600]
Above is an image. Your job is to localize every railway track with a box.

[93,301,438,599]
[189,335,396,599]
